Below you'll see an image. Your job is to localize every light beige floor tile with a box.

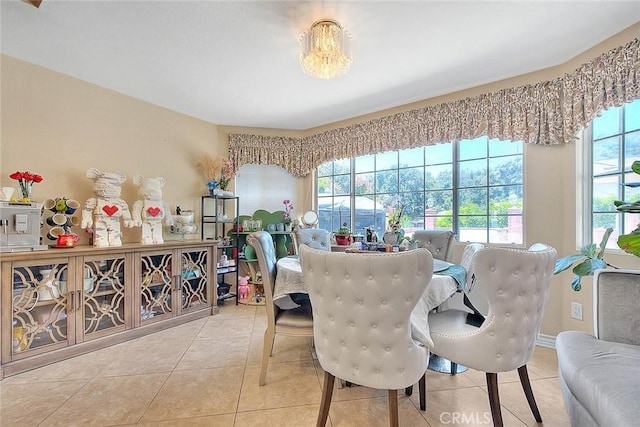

[196,317,256,339]
[214,303,257,320]
[39,373,169,426]
[100,340,191,377]
[175,336,250,370]
[247,333,314,366]
[462,366,541,387]
[138,366,244,422]
[484,378,570,427]
[423,368,478,391]
[235,404,320,427]
[133,317,207,344]
[0,379,87,426]
[136,413,236,426]
[418,386,526,427]
[0,303,572,427]
[238,361,321,411]
[313,361,387,401]
[329,395,430,427]
[526,346,560,379]
[1,347,118,383]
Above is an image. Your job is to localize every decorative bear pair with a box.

[81,168,173,247]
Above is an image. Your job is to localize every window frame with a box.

[316,137,524,244]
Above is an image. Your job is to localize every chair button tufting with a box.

[337,296,341,301]
[399,367,404,372]
[381,300,387,305]
[371,323,377,329]
[345,274,350,279]
[330,316,334,321]
[362,345,367,350]
[385,347,391,352]
[358,300,363,305]
[350,322,355,327]
[368,275,374,280]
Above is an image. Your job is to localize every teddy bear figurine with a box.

[238,275,250,302]
[131,175,174,244]
[81,168,135,247]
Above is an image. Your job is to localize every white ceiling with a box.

[2,0,639,130]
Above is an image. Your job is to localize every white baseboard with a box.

[536,333,556,349]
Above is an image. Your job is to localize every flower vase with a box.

[19,183,32,201]
[383,231,402,245]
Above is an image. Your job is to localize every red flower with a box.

[33,174,43,183]
[9,171,23,180]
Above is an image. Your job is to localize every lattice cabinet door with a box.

[4,258,75,361]
[137,249,176,325]
[79,253,131,341]
[178,247,211,315]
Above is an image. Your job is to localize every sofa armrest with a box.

[594,269,640,346]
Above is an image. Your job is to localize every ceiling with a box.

[2,1,639,130]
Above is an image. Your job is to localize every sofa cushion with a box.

[556,331,640,427]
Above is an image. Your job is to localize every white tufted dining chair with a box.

[299,246,434,427]
[291,228,330,255]
[428,243,557,427]
[412,230,455,262]
[247,231,314,386]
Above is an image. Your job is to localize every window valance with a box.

[230,38,639,178]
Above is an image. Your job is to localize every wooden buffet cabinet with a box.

[0,240,219,379]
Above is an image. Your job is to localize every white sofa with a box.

[556,269,640,427]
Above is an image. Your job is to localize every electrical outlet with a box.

[571,302,583,320]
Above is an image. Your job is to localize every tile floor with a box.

[0,303,571,426]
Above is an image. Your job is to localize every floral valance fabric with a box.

[230,38,640,178]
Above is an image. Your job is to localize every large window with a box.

[586,99,640,248]
[317,136,524,244]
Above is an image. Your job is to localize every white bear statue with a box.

[132,175,174,244]
[81,168,134,247]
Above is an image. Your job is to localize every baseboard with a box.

[536,333,556,349]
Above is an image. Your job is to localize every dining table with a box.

[273,254,466,348]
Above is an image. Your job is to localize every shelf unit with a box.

[201,195,240,304]
[1,241,216,379]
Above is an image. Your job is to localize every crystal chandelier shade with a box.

[300,19,352,79]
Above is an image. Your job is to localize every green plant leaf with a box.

[570,275,582,291]
[597,227,613,259]
[554,254,585,274]
[572,258,606,276]
[631,160,640,175]
[618,231,640,257]
[580,243,597,258]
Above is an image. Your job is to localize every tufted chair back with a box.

[300,245,434,426]
[428,243,557,427]
[291,228,330,255]
[413,230,455,261]
[248,231,314,386]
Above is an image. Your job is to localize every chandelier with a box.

[300,19,352,79]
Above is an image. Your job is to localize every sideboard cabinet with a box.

[0,240,218,379]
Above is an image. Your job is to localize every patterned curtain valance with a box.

[230,38,640,178]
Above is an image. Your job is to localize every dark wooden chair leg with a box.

[419,373,426,411]
[388,390,399,427]
[317,371,335,427]
[451,362,458,375]
[518,365,542,422]
[405,385,413,396]
[486,372,504,427]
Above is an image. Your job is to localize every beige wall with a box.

[2,22,640,339]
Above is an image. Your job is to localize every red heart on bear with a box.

[102,205,119,216]
[147,207,161,217]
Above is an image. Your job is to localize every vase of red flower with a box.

[9,171,43,201]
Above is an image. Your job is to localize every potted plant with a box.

[555,161,640,290]
[333,202,352,245]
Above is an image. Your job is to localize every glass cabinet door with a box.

[82,255,127,339]
[139,251,174,323]
[11,260,71,357]
[179,248,209,313]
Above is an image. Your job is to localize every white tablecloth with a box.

[274,256,459,348]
